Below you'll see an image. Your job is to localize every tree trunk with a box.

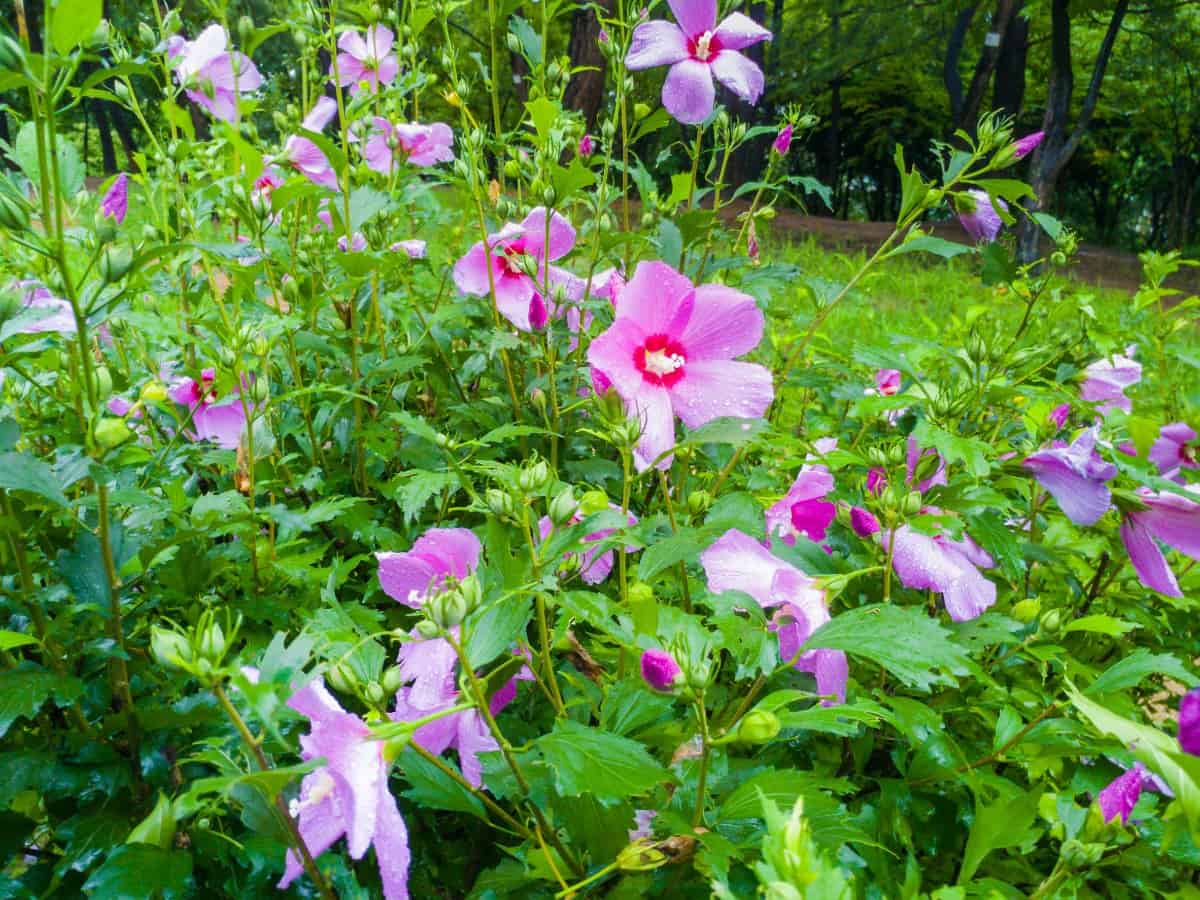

[944,3,980,123]
[1017,0,1130,263]
[957,0,1019,132]
[563,0,614,129]
[93,101,119,174]
[992,0,1028,119]
[726,2,770,186]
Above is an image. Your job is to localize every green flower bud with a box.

[549,487,578,525]
[617,842,669,872]
[485,488,515,520]
[381,665,404,695]
[1012,598,1041,624]
[517,460,552,494]
[902,490,923,517]
[579,490,609,516]
[506,32,521,54]
[414,620,442,640]
[137,22,156,46]
[429,589,468,629]
[364,682,386,706]
[866,447,888,467]
[252,376,270,403]
[94,416,132,449]
[198,619,226,664]
[736,709,782,744]
[326,661,357,694]
[92,365,113,400]
[633,102,650,120]
[686,490,713,517]
[628,582,654,607]
[1039,609,1062,635]
[99,245,133,283]
[150,627,193,669]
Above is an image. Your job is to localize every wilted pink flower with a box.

[1119,487,1200,598]
[365,120,455,174]
[1181,689,1200,756]
[13,282,76,334]
[875,369,901,396]
[276,97,340,190]
[332,25,399,94]
[390,240,427,259]
[1098,761,1171,826]
[766,466,836,547]
[1149,423,1197,481]
[956,189,1007,243]
[538,506,638,585]
[578,134,594,157]
[279,679,410,899]
[452,207,577,332]
[1023,427,1116,526]
[377,528,481,608]
[588,261,773,471]
[885,522,996,621]
[169,368,251,449]
[640,649,681,691]
[1012,130,1045,160]
[624,0,772,125]
[701,529,847,704]
[1049,403,1071,430]
[100,173,128,223]
[773,124,793,156]
[1080,348,1141,415]
[338,232,368,253]
[168,24,262,123]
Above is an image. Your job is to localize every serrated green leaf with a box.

[0,670,83,738]
[535,720,671,803]
[716,769,866,849]
[888,235,973,259]
[1086,649,1197,696]
[83,844,193,899]
[399,747,488,821]
[958,789,1041,883]
[0,451,68,507]
[465,598,532,669]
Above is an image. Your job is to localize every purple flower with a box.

[452,207,577,332]
[168,368,251,449]
[12,282,76,334]
[1049,403,1071,430]
[100,173,128,223]
[538,506,639,585]
[1181,688,1200,756]
[773,124,793,156]
[333,25,399,95]
[377,528,481,608]
[390,240,427,259]
[906,435,947,493]
[875,369,901,396]
[765,465,836,547]
[1149,423,1197,481]
[628,809,657,841]
[850,507,881,538]
[279,679,410,900]
[578,134,595,157]
[1098,761,1170,826]
[700,529,847,704]
[885,523,997,621]
[640,649,682,691]
[275,97,340,190]
[1012,130,1045,160]
[168,24,262,123]
[957,189,1007,243]
[1022,427,1117,526]
[587,261,773,471]
[1119,487,1200,598]
[1080,349,1141,415]
[624,0,772,125]
[364,120,455,174]
[338,232,368,253]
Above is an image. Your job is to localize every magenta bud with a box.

[1012,130,1045,160]
[640,649,681,692]
[773,124,793,157]
[850,507,881,538]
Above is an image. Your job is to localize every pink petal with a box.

[334,54,366,87]
[392,687,458,755]
[662,59,716,125]
[192,400,247,449]
[452,242,495,296]
[455,711,500,788]
[302,96,339,133]
[377,552,442,607]
[587,317,649,398]
[710,49,765,103]
[1121,516,1181,597]
[367,24,395,57]
[338,30,369,59]
[713,11,772,49]
[411,527,482,580]
[279,787,347,889]
[396,636,459,709]
[1141,490,1200,560]
[699,528,782,608]
[493,272,538,331]
[520,207,576,262]
[669,359,773,429]
[625,21,691,70]
[679,284,764,361]
[1099,765,1148,825]
[371,777,412,900]
[629,384,677,472]
[615,261,695,334]
[669,0,717,36]
[364,133,395,175]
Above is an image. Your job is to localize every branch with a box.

[1062,0,1132,160]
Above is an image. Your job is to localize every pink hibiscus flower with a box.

[364,120,455,173]
[700,529,847,704]
[377,527,481,608]
[168,368,252,449]
[1149,423,1198,481]
[452,207,577,332]
[956,189,1007,243]
[1080,347,1141,415]
[765,465,836,547]
[332,25,399,94]
[884,522,997,622]
[274,96,340,190]
[100,173,128,223]
[12,282,76,334]
[587,261,773,471]
[537,505,639,585]
[1023,426,1117,526]
[625,0,772,125]
[1098,760,1171,826]
[167,24,262,123]
[1119,487,1200,598]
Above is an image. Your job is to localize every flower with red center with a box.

[875,369,901,396]
[1149,422,1198,481]
[588,261,773,471]
[168,367,253,449]
[624,0,772,125]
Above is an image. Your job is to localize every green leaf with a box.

[716,769,866,849]
[465,598,532,669]
[0,631,37,651]
[1032,212,1064,241]
[655,219,683,269]
[0,451,68,507]
[913,420,991,477]
[52,0,103,55]
[778,700,893,737]
[1086,649,1197,697]
[526,97,561,141]
[190,491,249,527]
[600,679,673,737]
[887,235,973,259]
[957,789,1040,883]
[126,793,176,850]
[678,417,770,452]
[82,844,193,899]
[14,122,85,198]
[391,470,457,525]
[509,14,543,65]
[637,527,706,581]
[1063,615,1139,637]
[964,510,1025,582]
[804,605,970,692]
[0,670,84,738]
[535,719,671,803]
[348,186,390,230]
[399,747,488,821]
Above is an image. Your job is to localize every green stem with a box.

[691,695,711,828]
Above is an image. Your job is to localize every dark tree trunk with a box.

[1017,0,1130,263]
[944,3,980,123]
[726,2,770,186]
[993,0,1028,119]
[93,101,119,174]
[957,0,1019,132]
[563,0,614,130]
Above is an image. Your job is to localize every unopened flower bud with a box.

[687,490,712,517]
[506,32,521,53]
[99,245,133,283]
[94,416,132,449]
[579,490,609,516]
[549,487,578,525]
[902,490,923,516]
[198,620,226,664]
[1039,609,1062,635]
[381,665,404,695]
[517,460,552,494]
[326,661,357,693]
[414,620,442,640]
[92,365,113,400]
[252,376,269,403]
[485,488,515,519]
[736,709,782,744]
[364,682,387,706]
[141,381,168,403]
[640,649,681,691]
[1012,598,1041,624]
[151,627,193,669]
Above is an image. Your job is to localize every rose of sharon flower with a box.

[1181,689,1200,756]
[765,465,836,547]
[100,173,128,224]
[364,120,455,174]
[275,97,340,190]
[1119,487,1200,598]
[391,240,427,259]
[625,0,772,125]
[167,24,262,123]
[279,679,411,900]
[1080,348,1141,415]
[588,261,773,471]
[1012,130,1045,160]
[773,124,793,156]
[1049,403,1071,430]
[1149,423,1197,481]
[377,528,481,608]
[537,506,638,584]
[1023,426,1117,526]
[13,282,76,334]
[885,523,997,622]
[1098,761,1171,826]
[956,189,1007,243]
[332,25,399,94]
[640,649,682,691]
[169,368,251,449]
[875,369,901,396]
[700,529,847,704]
